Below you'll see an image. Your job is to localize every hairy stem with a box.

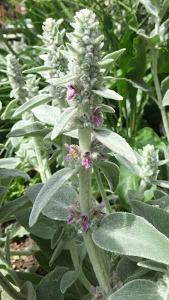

[152,49,169,142]
[0,271,23,300]
[78,128,111,295]
[69,240,94,293]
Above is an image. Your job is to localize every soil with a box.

[10,237,38,272]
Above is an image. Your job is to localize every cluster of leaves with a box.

[0,1,169,300]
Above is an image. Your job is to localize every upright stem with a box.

[78,128,111,295]
[69,240,94,293]
[151,34,169,142]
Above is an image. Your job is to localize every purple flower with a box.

[91,106,103,128]
[82,152,92,169]
[67,206,76,224]
[67,85,77,101]
[80,214,89,232]
[64,155,70,161]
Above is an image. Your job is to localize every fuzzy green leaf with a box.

[101,104,115,114]
[92,89,123,100]
[162,89,169,106]
[140,0,160,17]
[0,158,21,169]
[51,107,78,140]
[0,169,30,181]
[42,184,77,221]
[32,105,61,125]
[7,122,47,138]
[103,48,126,61]
[47,74,76,86]
[60,270,78,294]
[131,200,169,238]
[96,161,119,191]
[94,129,137,165]
[13,94,51,117]
[108,279,162,300]
[92,212,169,265]
[29,168,77,226]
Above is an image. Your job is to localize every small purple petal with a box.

[67,85,77,101]
[82,152,92,169]
[67,207,76,224]
[91,106,103,128]
[64,155,70,161]
[80,214,89,232]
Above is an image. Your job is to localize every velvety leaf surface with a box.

[108,279,162,300]
[42,184,78,221]
[131,200,169,238]
[94,129,137,165]
[92,212,169,265]
[29,168,77,226]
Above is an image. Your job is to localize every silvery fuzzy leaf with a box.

[94,128,137,165]
[36,267,67,300]
[21,282,37,300]
[102,48,126,61]
[47,74,76,86]
[51,107,78,140]
[162,89,169,106]
[0,169,30,181]
[32,105,61,126]
[13,94,52,117]
[108,279,162,300]
[92,212,169,265]
[0,157,21,169]
[137,260,166,273]
[92,89,123,100]
[63,129,78,139]
[42,184,78,221]
[153,180,169,189]
[139,0,160,17]
[23,66,54,74]
[1,99,18,120]
[0,195,29,223]
[101,104,115,114]
[60,270,78,294]
[29,167,78,226]
[7,122,48,138]
[99,59,114,67]
[96,161,119,191]
[130,200,169,239]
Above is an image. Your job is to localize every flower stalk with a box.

[78,128,111,294]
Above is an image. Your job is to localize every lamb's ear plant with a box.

[6,54,51,183]
[2,6,169,300]
[28,8,149,299]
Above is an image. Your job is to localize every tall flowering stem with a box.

[6,55,51,183]
[79,128,111,294]
[66,9,112,294]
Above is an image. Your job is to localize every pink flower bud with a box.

[82,152,92,169]
[80,214,89,232]
[67,206,76,224]
[67,85,77,101]
[91,106,103,127]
